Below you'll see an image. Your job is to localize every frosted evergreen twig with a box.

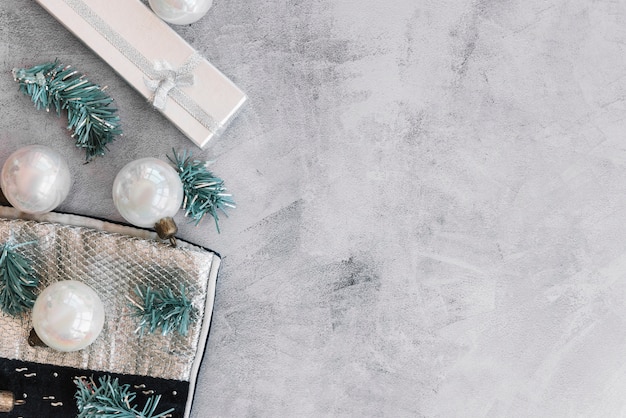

[12,61,122,161]
[128,285,194,336]
[0,239,39,316]
[168,149,235,232]
[75,375,174,418]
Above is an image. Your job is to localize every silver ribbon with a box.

[62,0,220,133]
[144,55,199,110]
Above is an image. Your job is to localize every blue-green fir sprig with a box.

[12,61,122,161]
[128,285,194,337]
[75,375,174,418]
[168,149,235,232]
[0,240,39,316]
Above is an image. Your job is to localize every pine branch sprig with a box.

[0,240,39,316]
[75,375,174,418]
[12,61,122,161]
[168,149,235,232]
[128,285,194,337]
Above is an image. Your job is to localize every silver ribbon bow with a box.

[144,59,196,110]
[63,0,220,132]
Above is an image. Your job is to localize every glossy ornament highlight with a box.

[112,158,184,236]
[32,280,105,352]
[1,145,72,214]
[148,0,213,25]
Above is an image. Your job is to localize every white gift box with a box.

[35,0,247,149]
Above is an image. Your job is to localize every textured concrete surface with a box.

[3,0,626,416]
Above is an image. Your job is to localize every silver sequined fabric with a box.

[0,212,218,382]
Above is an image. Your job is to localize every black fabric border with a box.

[188,259,221,418]
[0,357,189,417]
[38,209,223,260]
[0,199,222,259]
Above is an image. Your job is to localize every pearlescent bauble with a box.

[32,281,105,352]
[112,158,184,228]
[149,0,213,25]
[1,145,72,214]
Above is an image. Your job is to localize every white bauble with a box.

[112,157,184,228]
[1,145,72,214]
[149,0,213,25]
[32,281,105,352]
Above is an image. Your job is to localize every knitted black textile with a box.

[0,357,188,417]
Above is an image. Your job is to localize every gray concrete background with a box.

[2,0,626,416]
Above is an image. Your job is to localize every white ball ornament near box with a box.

[1,145,72,214]
[112,157,184,244]
[31,281,105,352]
[149,0,213,25]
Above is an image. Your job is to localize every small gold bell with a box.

[154,217,178,246]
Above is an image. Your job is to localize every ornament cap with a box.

[0,391,20,413]
[28,328,47,348]
[155,217,178,246]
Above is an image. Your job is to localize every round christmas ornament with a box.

[31,280,105,352]
[1,145,72,215]
[148,0,213,25]
[112,157,184,244]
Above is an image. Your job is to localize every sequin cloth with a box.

[0,208,219,383]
